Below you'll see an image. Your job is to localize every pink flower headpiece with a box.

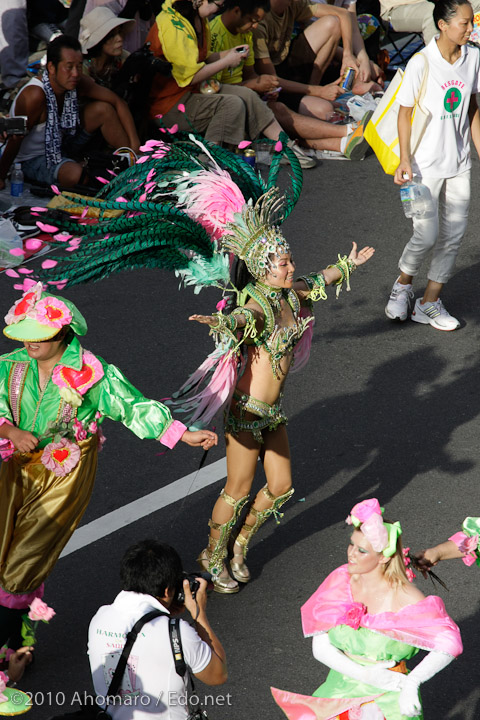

[4,282,72,330]
[346,498,402,557]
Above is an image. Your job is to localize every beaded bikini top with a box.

[244,282,312,379]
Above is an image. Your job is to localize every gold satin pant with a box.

[0,435,98,595]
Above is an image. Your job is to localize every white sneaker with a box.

[385,279,414,321]
[411,298,460,331]
[282,141,317,169]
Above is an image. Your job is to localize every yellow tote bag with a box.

[364,55,430,175]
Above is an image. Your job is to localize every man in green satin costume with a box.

[0,282,217,649]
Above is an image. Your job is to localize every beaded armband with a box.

[210,307,258,349]
[232,307,258,341]
[327,255,357,298]
[297,273,327,302]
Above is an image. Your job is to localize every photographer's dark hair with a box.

[47,35,82,68]
[222,0,270,13]
[120,539,183,598]
[433,0,471,29]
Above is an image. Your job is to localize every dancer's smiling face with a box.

[264,252,295,288]
[347,529,387,575]
[23,330,68,363]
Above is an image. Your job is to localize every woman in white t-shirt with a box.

[385,0,480,330]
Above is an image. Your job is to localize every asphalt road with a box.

[1,150,480,720]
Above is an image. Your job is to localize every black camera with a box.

[0,116,27,136]
[176,572,200,604]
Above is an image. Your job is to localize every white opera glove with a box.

[312,634,406,692]
[398,651,454,717]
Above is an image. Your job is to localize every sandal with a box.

[197,547,239,594]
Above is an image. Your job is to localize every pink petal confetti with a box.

[36,222,59,233]
[25,238,43,251]
[65,246,77,252]
[238,140,252,149]
[274,140,283,152]
[41,259,58,269]
[147,169,156,182]
[152,151,166,158]
[53,233,72,242]
[9,248,25,256]
[96,176,109,185]
[159,127,166,133]
[51,185,60,195]
[31,207,47,212]
[135,156,149,164]
[18,268,33,274]
[56,281,67,290]
[14,278,36,291]
[80,208,88,219]
[107,169,117,176]
[5,269,20,278]
[167,124,178,134]
[178,103,186,113]
[139,193,147,203]
[155,114,163,119]
[145,182,156,192]
[115,197,127,202]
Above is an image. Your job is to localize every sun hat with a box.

[79,7,134,53]
[3,282,87,342]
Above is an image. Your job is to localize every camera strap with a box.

[169,618,207,718]
[106,609,168,702]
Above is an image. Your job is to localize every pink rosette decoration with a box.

[360,512,389,552]
[96,425,106,451]
[35,296,72,329]
[28,598,56,622]
[0,419,15,461]
[338,602,366,630]
[52,350,104,407]
[4,281,43,325]
[73,419,88,442]
[0,671,7,704]
[449,531,478,566]
[346,498,383,526]
[41,438,81,476]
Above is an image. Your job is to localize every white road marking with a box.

[60,457,227,558]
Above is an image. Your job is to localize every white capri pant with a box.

[398,170,471,284]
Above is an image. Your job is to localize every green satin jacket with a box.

[0,336,177,449]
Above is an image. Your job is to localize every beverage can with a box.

[239,147,256,168]
[340,67,356,92]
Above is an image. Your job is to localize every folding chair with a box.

[380,22,424,68]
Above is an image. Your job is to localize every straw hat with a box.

[79,7,134,53]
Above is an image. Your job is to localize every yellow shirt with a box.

[209,15,254,85]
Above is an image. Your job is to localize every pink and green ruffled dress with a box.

[272,565,462,720]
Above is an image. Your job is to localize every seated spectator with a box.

[83,0,158,54]
[210,0,371,159]
[147,0,318,162]
[379,0,480,45]
[0,34,140,190]
[0,1,29,91]
[80,7,133,87]
[88,540,227,717]
[252,0,382,119]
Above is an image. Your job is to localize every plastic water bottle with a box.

[10,163,24,198]
[400,179,432,218]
